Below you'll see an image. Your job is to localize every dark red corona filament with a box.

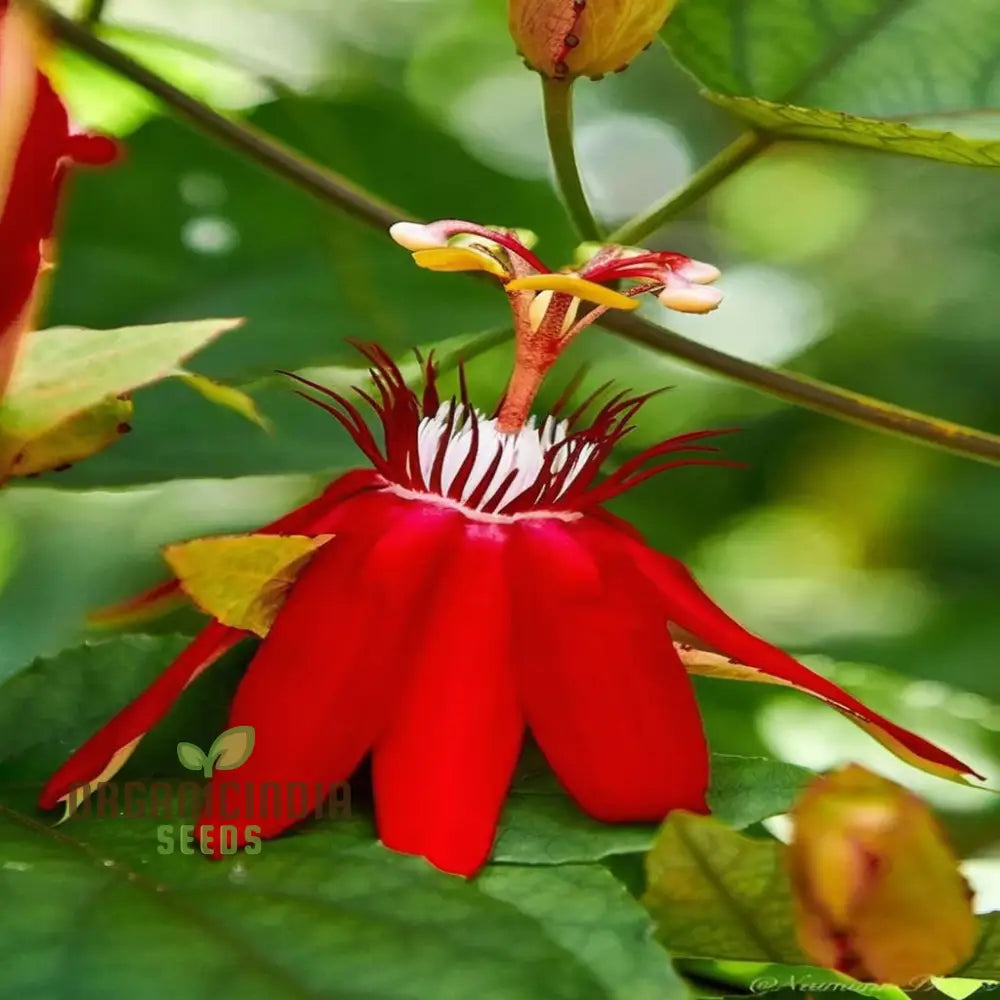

[284,344,739,516]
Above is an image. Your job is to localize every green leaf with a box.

[0,320,251,479]
[933,977,998,1000]
[0,796,615,1000]
[497,752,811,865]
[494,787,657,865]
[706,94,1000,167]
[642,811,805,962]
[0,320,243,441]
[706,755,812,830]
[663,0,1000,120]
[176,370,270,430]
[3,395,133,478]
[175,742,207,772]
[478,865,687,1000]
[961,913,1000,979]
[0,510,18,598]
[0,635,244,780]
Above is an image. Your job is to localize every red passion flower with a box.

[0,2,117,354]
[41,223,979,877]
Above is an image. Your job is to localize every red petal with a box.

[263,469,382,535]
[65,132,120,166]
[373,520,522,877]
[196,494,456,852]
[40,622,242,810]
[621,528,981,781]
[510,517,710,822]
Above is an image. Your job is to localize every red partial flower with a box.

[41,345,978,877]
[0,1,117,382]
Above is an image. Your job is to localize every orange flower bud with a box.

[508,0,679,80]
[789,765,976,984]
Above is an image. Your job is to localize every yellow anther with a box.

[504,274,639,311]
[412,247,509,279]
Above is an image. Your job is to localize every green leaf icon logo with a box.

[176,741,208,773]
[176,726,254,777]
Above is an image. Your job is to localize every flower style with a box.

[0,1,118,383]
[42,224,977,879]
[390,219,722,430]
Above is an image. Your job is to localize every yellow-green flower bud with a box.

[789,765,976,984]
[508,0,679,80]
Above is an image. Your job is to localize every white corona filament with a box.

[414,404,596,510]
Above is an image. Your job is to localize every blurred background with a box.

[1,0,998,855]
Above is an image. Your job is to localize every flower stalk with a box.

[27,1,405,231]
[542,76,602,242]
[601,307,1000,465]
[608,130,771,246]
[80,0,106,26]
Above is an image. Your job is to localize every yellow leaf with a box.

[0,395,133,479]
[178,370,270,430]
[790,765,977,983]
[505,273,639,310]
[163,533,332,637]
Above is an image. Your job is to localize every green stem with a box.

[34,6,1000,467]
[80,0,107,26]
[608,130,771,246]
[542,76,602,242]
[32,3,407,232]
[599,310,1000,466]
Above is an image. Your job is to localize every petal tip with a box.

[389,221,446,251]
[658,283,724,314]
[678,259,722,285]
